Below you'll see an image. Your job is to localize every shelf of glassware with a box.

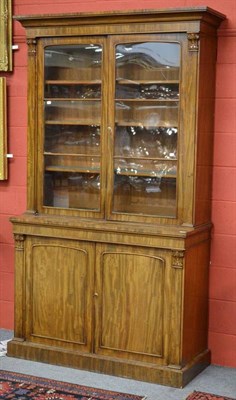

[44,171,101,210]
[112,174,177,217]
[44,121,101,169]
[115,79,179,99]
[113,123,177,214]
[44,70,102,171]
[44,101,101,125]
[45,80,102,99]
[43,117,101,210]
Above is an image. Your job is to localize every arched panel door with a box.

[94,243,174,365]
[25,237,95,353]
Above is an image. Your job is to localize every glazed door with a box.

[94,243,182,365]
[36,33,196,225]
[24,237,95,352]
[37,37,108,218]
[106,34,184,224]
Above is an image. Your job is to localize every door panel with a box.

[106,35,184,224]
[25,237,95,352]
[37,37,108,219]
[95,244,169,364]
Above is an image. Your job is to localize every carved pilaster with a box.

[187,33,200,52]
[13,233,26,339]
[27,39,37,56]
[14,234,25,251]
[172,250,184,269]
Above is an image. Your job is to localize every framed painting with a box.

[0,78,7,180]
[0,0,12,71]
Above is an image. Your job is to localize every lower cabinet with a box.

[8,229,210,387]
[23,238,179,365]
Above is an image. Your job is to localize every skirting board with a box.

[7,339,210,388]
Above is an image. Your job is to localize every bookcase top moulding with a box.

[14,6,225,28]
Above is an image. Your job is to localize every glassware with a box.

[43,43,103,210]
[113,41,180,217]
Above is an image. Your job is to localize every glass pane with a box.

[116,83,179,100]
[45,155,100,172]
[45,84,101,99]
[44,172,100,210]
[115,101,178,126]
[45,100,101,125]
[115,126,177,159]
[113,42,180,218]
[45,44,102,81]
[115,159,177,177]
[45,125,100,155]
[43,44,102,211]
[116,42,179,81]
[113,176,176,217]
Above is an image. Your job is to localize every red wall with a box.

[0,0,235,368]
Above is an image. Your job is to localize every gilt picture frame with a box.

[0,0,12,71]
[0,78,7,180]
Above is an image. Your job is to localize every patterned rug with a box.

[0,370,146,399]
[186,391,236,400]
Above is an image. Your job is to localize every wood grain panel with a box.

[194,33,218,226]
[95,244,165,362]
[182,239,210,364]
[25,238,95,351]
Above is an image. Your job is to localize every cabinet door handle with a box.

[94,292,99,297]
[108,126,113,134]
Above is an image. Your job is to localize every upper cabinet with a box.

[17,7,225,227]
[41,37,180,222]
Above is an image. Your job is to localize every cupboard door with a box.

[95,243,170,364]
[107,35,181,223]
[38,38,107,218]
[25,237,95,352]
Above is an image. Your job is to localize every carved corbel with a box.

[27,38,37,56]
[187,33,200,52]
[172,250,184,269]
[14,234,25,251]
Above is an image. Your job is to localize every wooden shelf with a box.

[45,165,100,173]
[115,98,179,102]
[114,155,177,161]
[45,80,102,85]
[45,120,101,126]
[45,97,101,101]
[115,169,176,178]
[44,152,100,157]
[115,121,178,128]
[116,79,179,85]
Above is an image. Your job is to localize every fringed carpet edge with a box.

[186,390,236,400]
[0,369,146,400]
